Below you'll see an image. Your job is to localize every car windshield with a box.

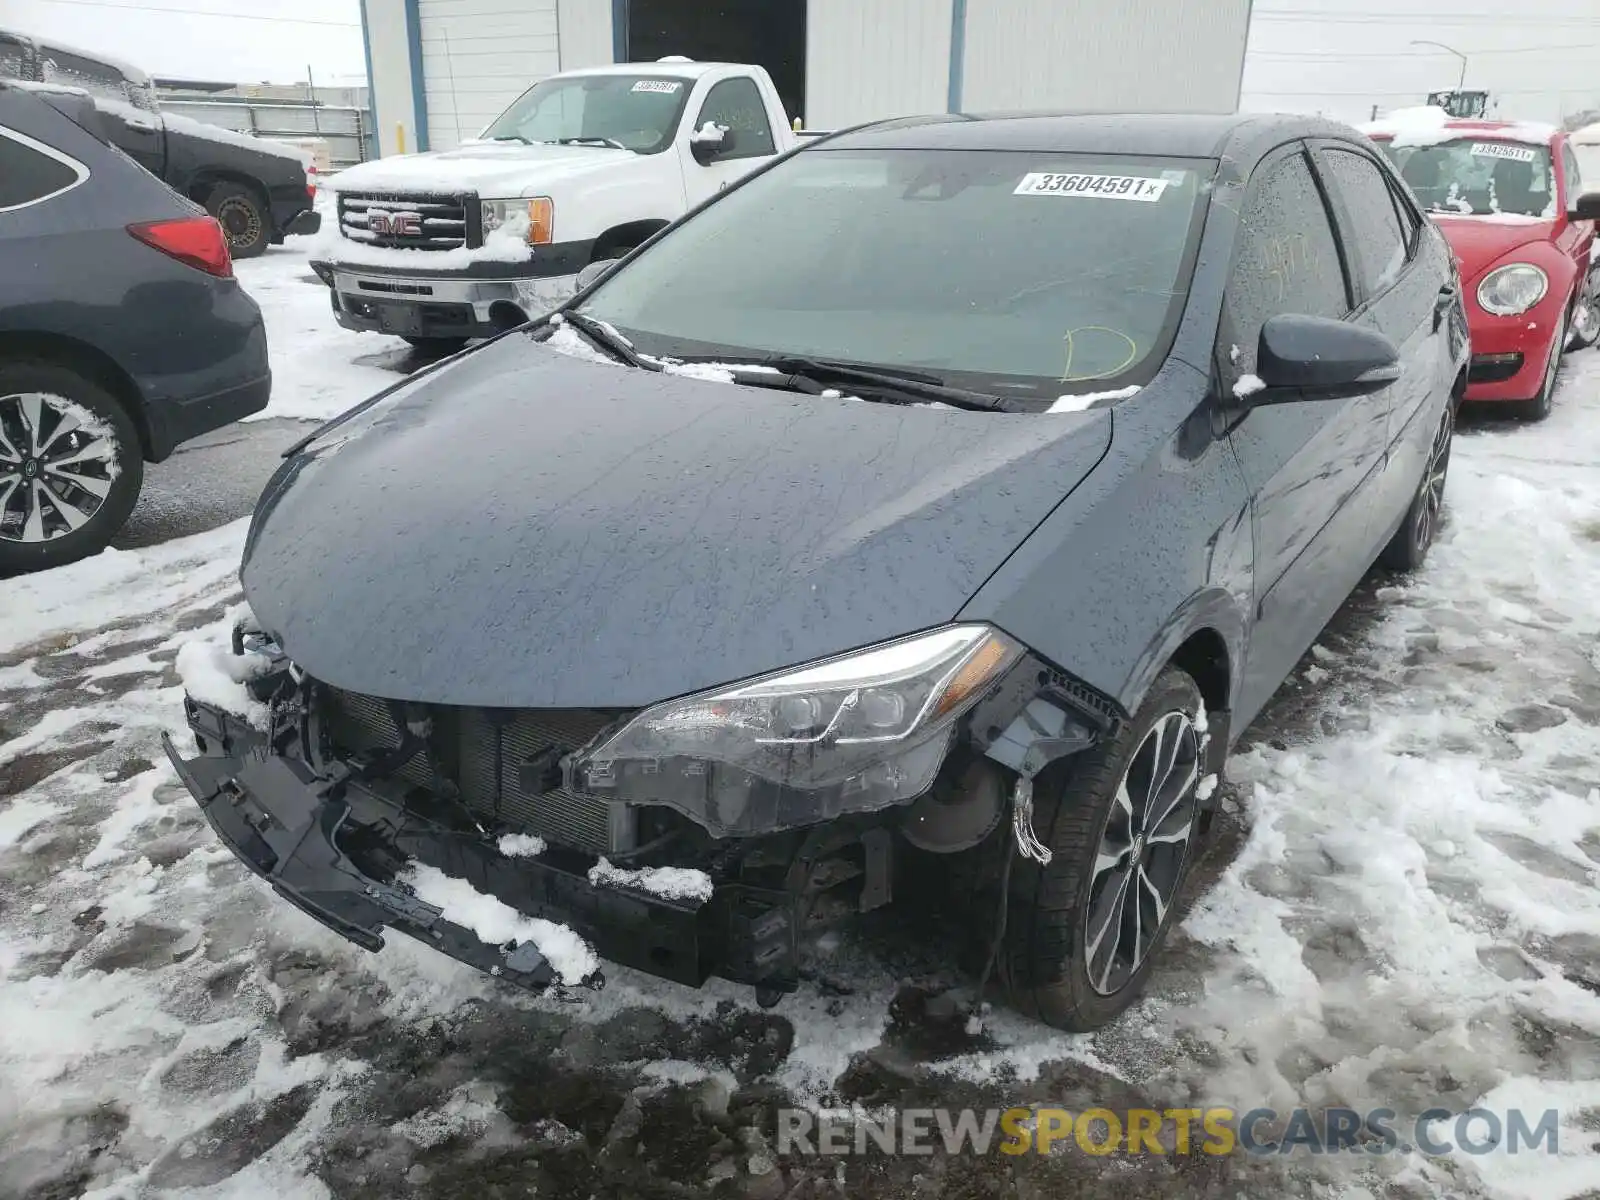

[479,73,691,154]
[1379,138,1557,218]
[576,148,1212,405]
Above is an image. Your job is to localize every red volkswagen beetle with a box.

[1365,111,1600,419]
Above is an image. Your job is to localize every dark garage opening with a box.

[624,0,807,127]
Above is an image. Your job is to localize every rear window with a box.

[0,124,86,209]
[578,148,1213,404]
[1378,137,1556,218]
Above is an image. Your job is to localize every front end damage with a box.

[166,620,1141,1006]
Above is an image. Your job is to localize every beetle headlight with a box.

[481,197,553,245]
[574,626,1023,836]
[1477,263,1548,316]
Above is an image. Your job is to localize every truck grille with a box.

[321,687,623,854]
[337,191,480,251]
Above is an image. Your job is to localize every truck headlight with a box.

[1477,263,1547,316]
[574,626,1023,836]
[481,197,553,245]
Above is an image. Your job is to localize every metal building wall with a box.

[803,0,955,130]
[419,0,560,149]
[961,0,1250,114]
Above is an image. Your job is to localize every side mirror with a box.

[1242,314,1401,404]
[690,121,732,165]
[1570,191,1600,221]
[573,258,618,295]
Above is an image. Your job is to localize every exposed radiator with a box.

[322,687,622,854]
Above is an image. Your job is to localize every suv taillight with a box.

[306,164,318,201]
[127,216,234,279]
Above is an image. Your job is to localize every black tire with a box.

[1568,270,1600,351]
[400,336,469,354]
[1515,309,1566,422]
[204,182,270,259]
[0,362,143,575]
[1001,667,1207,1031]
[1380,398,1453,572]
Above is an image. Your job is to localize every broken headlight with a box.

[574,626,1022,836]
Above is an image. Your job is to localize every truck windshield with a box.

[575,148,1211,404]
[1379,138,1557,217]
[480,74,692,154]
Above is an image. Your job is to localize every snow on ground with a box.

[0,261,1598,1195]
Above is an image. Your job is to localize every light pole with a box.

[1411,40,1468,91]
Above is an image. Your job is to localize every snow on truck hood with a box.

[240,335,1111,709]
[325,140,636,197]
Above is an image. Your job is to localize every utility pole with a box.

[1411,40,1468,91]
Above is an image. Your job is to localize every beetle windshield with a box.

[1378,138,1557,218]
[575,148,1213,405]
[479,74,691,154]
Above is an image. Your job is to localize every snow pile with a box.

[1362,108,1560,150]
[162,111,312,165]
[588,857,715,904]
[173,638,273,731]
[497,833,546,858]
[1046,385,1140,413]
[1232,373,1266,398]
[401,862,598,984]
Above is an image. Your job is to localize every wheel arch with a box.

[0,331,154,460]
[590,219,671,262]
[186,170,272,222]
[1120,589,1245,749]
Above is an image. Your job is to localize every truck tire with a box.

[0,362,144,575]
[1001,667,1207,1031]
[205,183,270,259]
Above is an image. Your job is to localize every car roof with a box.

[819,111,1367,165]
[551,60,735,81]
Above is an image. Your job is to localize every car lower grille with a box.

[337,191,479,251]
[321,687,622,853]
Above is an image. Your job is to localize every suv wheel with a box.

[205,182,270,259]
[0,363,143,574]
[1001,667,1207,1031]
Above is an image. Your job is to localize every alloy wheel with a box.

[1573,280,1600,346]
[0,392,121,543]
[1083,710,1201,996]
[1414,404,1453,555]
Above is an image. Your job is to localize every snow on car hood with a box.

[326,140,638,197]
[240,335,1111,709]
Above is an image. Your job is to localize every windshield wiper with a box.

[489,133,530,144]
[553,136,628,150]
[747,357,1017,413]
[556,312,660,372]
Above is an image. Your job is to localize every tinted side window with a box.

[695,78,774,160]
[1322,148,1409,297]
[0,126,85,209]
[1225,149,1349,375]
[0,35,29,81]
[37,46,134,107]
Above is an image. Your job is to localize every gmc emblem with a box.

[368,210,422,237]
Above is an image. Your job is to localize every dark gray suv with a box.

[0,83,270,572]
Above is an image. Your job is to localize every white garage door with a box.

[419,0,561,150]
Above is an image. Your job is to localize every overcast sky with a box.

[9,0,367,85]
[7,0,1599,124]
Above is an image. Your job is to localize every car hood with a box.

[1434,213,1556,280]
[327,140,636,197]
[241,337,1111,709]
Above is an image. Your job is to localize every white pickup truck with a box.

[310,59,796,350]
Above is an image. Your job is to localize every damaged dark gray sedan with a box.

[167,112,1467,1030]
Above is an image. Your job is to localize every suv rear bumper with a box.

[164,697,799,996]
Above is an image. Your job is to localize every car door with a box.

[1221,142,1390,723]
[681,76,777,207]
[1313,140,1448,542]
[1558,141,1596,278]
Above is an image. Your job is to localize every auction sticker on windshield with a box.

[1015,173,1170,201]
[1470,142,1538,163]
[631,80,683,93]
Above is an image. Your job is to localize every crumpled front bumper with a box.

[164,699,798,996]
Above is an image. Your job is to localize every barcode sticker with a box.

[631,80,683,94]
[1014,173,1170,202]
[1470,142,1538,163]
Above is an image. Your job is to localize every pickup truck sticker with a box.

[1470,142,1538,163]
[1015,172,1170,201]
[631,80,683,94]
